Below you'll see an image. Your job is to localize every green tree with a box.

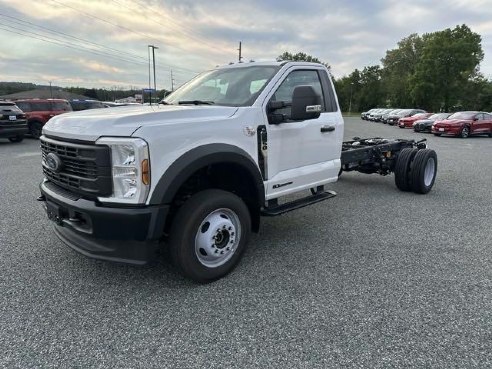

[276,51,331,70]
[411,24,484,111]
[381,33,425,107]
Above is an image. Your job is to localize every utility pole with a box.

[349,82,354,115]
[148,44,159,104]
[238,41,243,63]
[49,81,53,99]
[148,46,151,104]
[171,70,175,92]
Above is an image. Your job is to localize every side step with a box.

[261,190,337,216]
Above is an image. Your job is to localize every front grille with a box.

[0,118,27,126]
[41,136,112,199]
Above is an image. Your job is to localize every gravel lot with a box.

[1,118,491,368]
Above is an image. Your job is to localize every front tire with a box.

[460,126,470,138]
[168,189,251,283]
[29,122,43,139]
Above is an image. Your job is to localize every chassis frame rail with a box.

[340,137,427,175]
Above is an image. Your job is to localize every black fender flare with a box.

[149,144,265,206]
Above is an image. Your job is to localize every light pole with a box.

[348,82,354,115]
[148,45,158,104]
[49,81,53,99]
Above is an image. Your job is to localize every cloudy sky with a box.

[0,0,491,91]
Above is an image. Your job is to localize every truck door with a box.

[262,67,343,200]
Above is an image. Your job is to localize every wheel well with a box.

[164,162,262,234]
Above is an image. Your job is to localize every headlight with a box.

[96,137,150,204]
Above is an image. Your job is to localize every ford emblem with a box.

[45,153,63,172]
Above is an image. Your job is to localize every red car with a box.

[432,111,492,138]
[14,99,72,139]
[398,113,433,128]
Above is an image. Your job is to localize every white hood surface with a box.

[42,104,239,142]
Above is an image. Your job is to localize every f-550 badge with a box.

[243,126,256,136]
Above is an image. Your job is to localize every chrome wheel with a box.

[461,127,469,138]
[423,157,436,187]
[194,208,241,268]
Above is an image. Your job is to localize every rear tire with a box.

[394,148,418,192]
[411,149,438,194]
[29,122,43,139]
[8,135,24,143]
[433,133,441,137]
[168,189,251,283]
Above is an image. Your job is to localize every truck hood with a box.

[42,104,239,142]
[436,119,468,126]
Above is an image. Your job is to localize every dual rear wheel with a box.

[395,148,437,194]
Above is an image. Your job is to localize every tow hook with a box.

[37,195,46,202]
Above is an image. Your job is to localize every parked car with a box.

[413,113,451,132]
[15,99,72,139]
[69,99,107,111]
[0,101,28,143]
[432,111,492,138]
[387,109,426,126]
[361,108,377,120]
[381,109,401,124]
[398,112,433,128]
[368,108,385,121]
[373,108,394,122]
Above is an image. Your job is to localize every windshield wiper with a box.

[178,100,215,105]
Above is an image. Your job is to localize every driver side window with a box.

[270,70,325,117]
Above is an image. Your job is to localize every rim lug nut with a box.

[226,247,230,251]
[228,227,232,231]
[211,245,215,248]
[220,251,224,254]
[230,240,233,244]
[215,250,219,253]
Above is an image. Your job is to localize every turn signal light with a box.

[141,159,150,185]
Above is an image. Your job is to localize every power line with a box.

[0,23,149,66]
[0,13,148,64]
[50,0,203,73]
[112,0,230,54]
[0,15,201,75]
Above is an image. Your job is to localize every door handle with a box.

[320,125,336,133]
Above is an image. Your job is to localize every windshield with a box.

[398,109,412,117]
[164,65,280,107]
[0,103,22,113]
[412,113,427,118]
[448,112,476,120]
[429,113,450,120]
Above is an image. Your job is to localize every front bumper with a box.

[0,121,28,138]
[40,180,169,265]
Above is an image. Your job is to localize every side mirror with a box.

[290,85,322,121]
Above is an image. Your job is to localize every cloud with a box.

[0,0,491,87]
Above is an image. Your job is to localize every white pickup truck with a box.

[39,61,437,282]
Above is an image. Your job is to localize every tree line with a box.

[330,25,491,113]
